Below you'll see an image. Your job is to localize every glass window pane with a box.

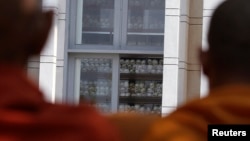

[119,56,163,115]
[79,58,112,113]
[127,0,165,48]
[76,0,115,45]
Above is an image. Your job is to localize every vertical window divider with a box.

[121,0,128,49]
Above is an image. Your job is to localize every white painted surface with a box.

[190,0,203,17]
[58,0,66,13]
[55,3,67,103]
[76,0,83,44]
[178,0,189,105]
[162,0,180,115]
[166,0,180,8]
[179,22,188,62]
[162,65,179,107]
[164,16,180,57]
[204,0,225,10]
[180,0,189,16]
[57,19,66,61]
[55,67,64,103]
[189,25,202,64]
[39,2,59,103]
[42,0,59,7]
[178,69,187,106]
[187,70,201,100]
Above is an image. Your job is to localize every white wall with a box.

[39,0,59,103]
[162,0,181,116]
[162,0,205,115]
[55,0,67,103]
[178,0,189,106]
[186,0,203,101]
[35,0,67,103]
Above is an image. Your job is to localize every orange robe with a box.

[143,84,250,141]
[0,66,121,141]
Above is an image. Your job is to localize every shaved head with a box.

[0,0,39,17]
[0,0,52,66]
[0,0,40,40]
[208,0,250,72]
[22,0,39,14]
[202,0,250,88]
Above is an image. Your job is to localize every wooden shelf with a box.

[80,95,111,103]
[119,96,161,104]
[81,71,112,80]
[127,29,164,34]
[120,73,162,81]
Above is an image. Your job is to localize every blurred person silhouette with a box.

[0,0,120,141]
[109,0,250,141]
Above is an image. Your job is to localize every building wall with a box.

[159,0,225,115]
[27,0,61,103]
[161,0,181,116]
[39,0,59,103]
[186,0,203,102]
[55,0,67,103]
[161,0,204,116]
[27,0,225,113]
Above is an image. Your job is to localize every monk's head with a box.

[0,0,53,66]
[200,0,250,89]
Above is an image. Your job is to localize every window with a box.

[69,0,165,51]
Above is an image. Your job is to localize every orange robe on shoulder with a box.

[143,84,250,141]
[0,66,121,141]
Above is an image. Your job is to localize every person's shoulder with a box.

[142,98,210,141]
[43,103,101,119]
[38,103,121,141]
[167,96,214,121]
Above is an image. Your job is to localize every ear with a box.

[199,48,211,77]
[29,11,53,55]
